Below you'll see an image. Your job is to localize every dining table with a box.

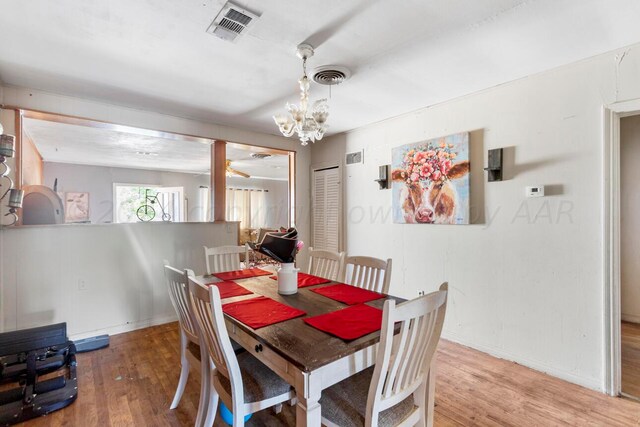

[194,268,435,427]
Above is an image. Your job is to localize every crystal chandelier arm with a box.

[273,43,332,145]
[273,114,296,137]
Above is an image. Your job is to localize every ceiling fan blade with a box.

[229,167,250,178]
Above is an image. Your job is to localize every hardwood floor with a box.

[622,321,640,399]
[17,322,640,426]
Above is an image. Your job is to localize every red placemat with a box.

[213,268,272,281]
[222,296,306,329]
[310,284,385,305]
[268,272,331,288]
[303,304,383,341]
[204,281,252,299]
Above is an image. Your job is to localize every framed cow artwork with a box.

[391,132,470,224]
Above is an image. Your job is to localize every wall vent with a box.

[345,150,363,165]
[206,1,261,42]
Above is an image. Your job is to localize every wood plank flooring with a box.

[622,321,640,399]
[17,322,640,426]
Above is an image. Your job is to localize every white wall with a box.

[312,42,640,391]
[1,222,237,339]
[43,162,210,223]
[621,115,640,323]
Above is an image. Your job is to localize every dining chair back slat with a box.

[204,245,250,275]
[188,280,238,383]
[308,247,345,281]
[164,264,198,343]
[343,256,392,294]
[366,283,448,424]
[164,262,211,425]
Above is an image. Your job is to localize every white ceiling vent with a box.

[312,65,351,86]
[206,2,260,42]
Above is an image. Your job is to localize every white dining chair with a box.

[343,256,392,294]
[164,263,210,427]
[204,245,250,275]
[308,247,345,281]
[188,278,295,427]
[320,283,448,427]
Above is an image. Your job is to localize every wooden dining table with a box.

[193,269,428,427]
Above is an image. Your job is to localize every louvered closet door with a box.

[313,167,340,252]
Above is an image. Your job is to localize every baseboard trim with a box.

[442,330,602,392]
[621,313,640,324]
[69,314,178,341]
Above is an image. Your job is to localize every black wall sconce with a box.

[374,165,390,189]
[484,148,503,182]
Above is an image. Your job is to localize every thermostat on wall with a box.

[526,186,545,198]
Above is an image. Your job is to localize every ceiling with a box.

[3,1,640,137]
[24,118,289,180]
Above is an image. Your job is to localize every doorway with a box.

[604,100,640,397]
[620,115,640,398]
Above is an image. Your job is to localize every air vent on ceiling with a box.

[250,152,271,159]
[345,150,363,166]
[312,65,351,86]
[206,1,260,42]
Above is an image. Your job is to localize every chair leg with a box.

[273,403,283,414]
[203,387,219,427]
[289,397,298,406]
[198,358,213,427]
[170,358,190,409]
[232,403,245,427]
[415,361,436,427]
[413,380,427,427]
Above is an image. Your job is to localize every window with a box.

[113,184,185,223]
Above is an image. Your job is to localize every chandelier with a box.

[273,43,329,146]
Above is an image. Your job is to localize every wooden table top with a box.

[196,271,403,372]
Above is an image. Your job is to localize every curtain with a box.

[251,190,267,228]
[226,188,268,230]
[198,186,210,222]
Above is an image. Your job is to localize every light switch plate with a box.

[526,186,545,198]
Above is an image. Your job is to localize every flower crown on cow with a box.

[399,141,458,185]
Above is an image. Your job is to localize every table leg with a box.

[296,395,321,427]
[296,373,322,427]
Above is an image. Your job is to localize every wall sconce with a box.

[483,148,503,182]
[374,165,390,189]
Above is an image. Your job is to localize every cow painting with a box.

[391,133,470,224]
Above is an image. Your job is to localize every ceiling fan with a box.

[226,159,250,178]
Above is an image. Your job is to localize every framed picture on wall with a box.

[65,192,90,223]
[391,132,470,224]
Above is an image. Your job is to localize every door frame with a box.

[603,99,640,396]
